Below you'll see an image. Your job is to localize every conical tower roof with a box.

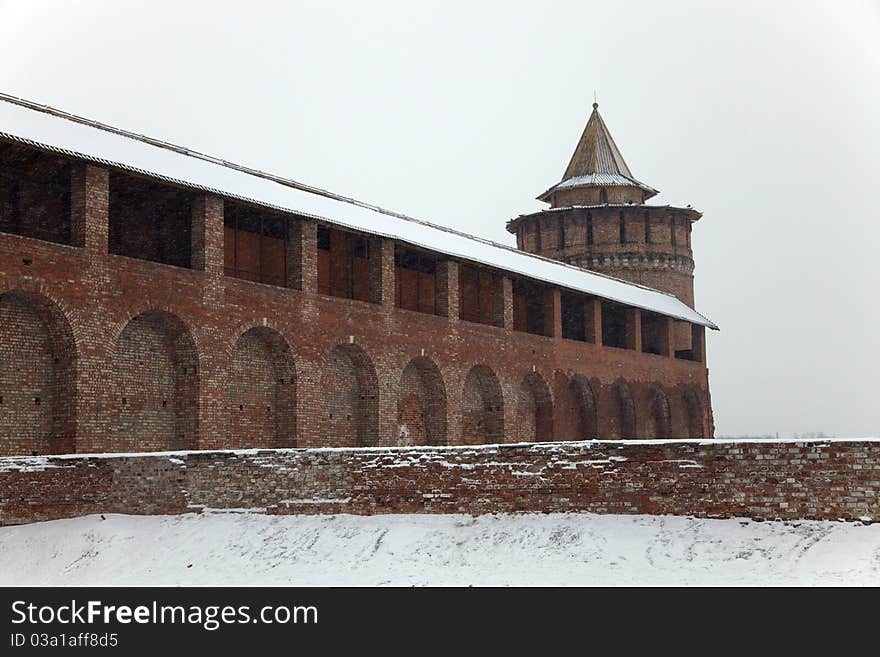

[538,103,658,202]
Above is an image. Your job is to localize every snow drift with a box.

[1,512,878,586]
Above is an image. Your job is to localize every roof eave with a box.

[0,93,718,331]
[537,178,660,202]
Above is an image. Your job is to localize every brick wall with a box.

[0,146,714,455]
[0,290,76,456]
[110,310,199,453]
[397,357,446,446]
[1,439,878,526]
[512,207,697,319]
[0,294,56,454]
[0,142,71,247]
[461,366,504,444]
[226,327,296,450]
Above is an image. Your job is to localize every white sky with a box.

[0,0,877,437]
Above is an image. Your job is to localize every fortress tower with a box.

[507,102,702,352]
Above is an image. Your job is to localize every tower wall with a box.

[512,206,698,350]
[549,185,645,207]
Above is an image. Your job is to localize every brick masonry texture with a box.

[0,150,714,456]
[1,440,878,526]
[510,203,701,350]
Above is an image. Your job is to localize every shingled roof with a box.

[538,103,658,202]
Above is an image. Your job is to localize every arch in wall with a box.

[613,379,637,439]
[396,356,447,447]
[0,290,77,456]
[553,372,576,440]
[555,373,598,441]
[515,371,553,443]
[646,384,672,440]
[322,343,379,447]
[227,326,297,449]
[111,310,198,452]
[461,364,504,445]
[684,387,705,438]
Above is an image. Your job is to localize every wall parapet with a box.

[1,439,878,526]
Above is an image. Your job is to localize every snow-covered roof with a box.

[0,93,717,329]
[554,172,657,193]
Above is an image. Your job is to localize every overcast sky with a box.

[0,0,877,437]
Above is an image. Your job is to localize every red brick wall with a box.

[108,172,193,269]
[321,343,379,448]
[461,366,505,445]
[397,357,446,446]
[0,142,71,247]
[0,148,714,456]
[553,373,597,440]
[513,372,553,443]
[110,310,199,453]
[0,295,57,454]
[0,290,76,456]
[226,327,296,449]
[512,207,698,338]
[2,439,878,526]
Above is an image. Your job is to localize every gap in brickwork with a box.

[316,224,372,302]
[394,245,437,316]
[640,311,668,356]
[108,171,193,269]
[0,141,72,247]
[674,323,704,362]
[561,292,587,342]
[223,201,290,288]
[601,302,628,349]
[458,264,501,327]
[512,278,546,336]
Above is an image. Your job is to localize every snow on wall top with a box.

[0,94,717,329]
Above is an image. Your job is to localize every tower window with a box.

[618,211,626,244]
[558,216,565,249]
[586,212,594,246]
[599,189,607,204]
[644,211,651,244]
[686,224,691,248]
[671,217,677,247]
[534,220,542,251]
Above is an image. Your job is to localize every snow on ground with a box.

[1,512,878,586]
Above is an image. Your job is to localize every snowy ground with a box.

[1,512,878,586]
